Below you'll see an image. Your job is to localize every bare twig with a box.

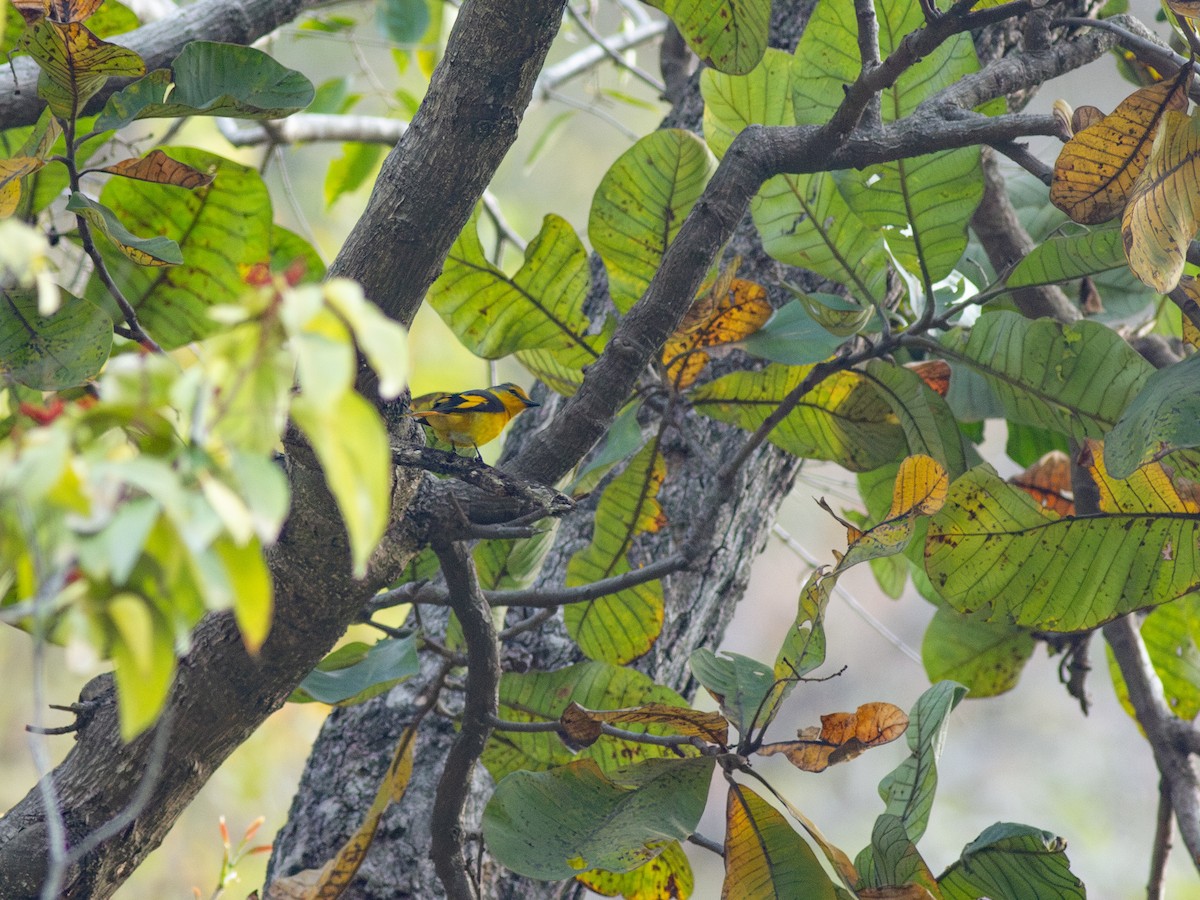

[566,4,665,94]
[429,539,500,900]
[1148,779,1173,900]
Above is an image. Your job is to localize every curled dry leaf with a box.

[759,702,908,772]
[1009,450,1074,517]
[905,359,950,397]
[1050,62,1192,225]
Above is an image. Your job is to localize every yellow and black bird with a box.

[408,382,540,460]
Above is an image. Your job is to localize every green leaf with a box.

[877,680,966,843]
[291,389,390,577]
[855,813,938,893]
[775,567,834,687]
[589,129,716,313]
[689,648,780,737]
[319,278,409,400]
[270,224,326,284]
[736,300,846,366]
[701,48,795,159]
[941,311,1153,440]
[926,465,1200,631]
[481,756,713,880]
[0,288,111,390]
[641,0,767,75]
[431,209,602,361]
[23,19,145,119]
[474,520,557,591]
[85,148,273,349]
[829,0,984,282]
[1110,595,1200,722]
[862,360,969,479]
[108,592,176,740]
[483,661,694,781]
[95,41,314,131]
[724,785,838,899]
[937,822,1085,900]
[564,442,666,663]
[1007,225,1128,288]
[324,141,384,207]
[691,363,906,471]
[67,191,183,266]
[922,607,1035,698]
[213,535,272,653]
[291,635,419,705]
[567,400,644,496]
[1105,352,1200,478]
[1005,422,1069,468]
[375,0,430,43]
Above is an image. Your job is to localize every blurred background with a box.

[0,0,1193,896]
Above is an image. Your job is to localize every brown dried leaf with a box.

[564,700,729,746]
[905,359,950,397]
[1009,450,1074,517]
[97,150,215,190]
[1051,62,1192,225]
[758,702,908,772]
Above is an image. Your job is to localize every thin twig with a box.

[1148,779,1173,900]
[566,3,665,94]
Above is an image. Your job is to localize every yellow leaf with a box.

[662,264,772,390]
[1123,109,1200,292]
[1051,62,1192,225]
[887,454,948,519]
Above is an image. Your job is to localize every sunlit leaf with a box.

[926,463,1200,631]
[22,18,145,118]
[291,389,390,577]
[576,840,693,900]
[564,442,667,663]
[940,311,1152,440]
[663,270,772,390]
[213,535,272,653]
[482,756,714,880]
[589,129,716,313]
[85,148,273,349]
[430,209,602,361]
[641,0,767,75]
[107,591,175,740]
[937,822,1085,900]
[759,702,908,772]
[0,288,110,389]
[1051,63,1192,224]
[723,785,838,899]
[691,363,906,471]
[95,41,314,131]
[1122,109,1200,292]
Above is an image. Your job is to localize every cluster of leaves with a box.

[0,0,408,738]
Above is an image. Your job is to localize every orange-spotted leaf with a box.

[723,785,839,899]
[576,840,694,899]
[1122,109,1200,292]
[21,19,146,119]
[1009,450,1074,517]
[1080,438,1199,514]
[46,0,104,23]
[663,269,772,390]
[563,701,729,746]
[758,702,908,772]
[905,360,950,397]
[1051,62,1192,225]
[95,150,215,190]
